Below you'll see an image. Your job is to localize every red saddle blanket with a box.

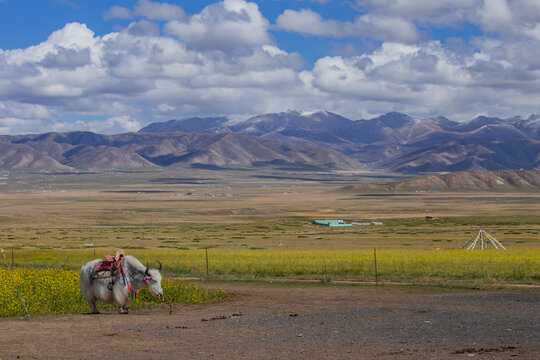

[92,257,124,279]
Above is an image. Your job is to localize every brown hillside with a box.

[394,170,540,191]
[343,170,540,192]
[63,145,156,170]
[1,131,362,170]
[0,142,72,170]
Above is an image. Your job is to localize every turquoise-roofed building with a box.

[311,219,352,227]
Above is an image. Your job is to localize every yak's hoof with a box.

[118,308,129,314]
[91,311,100,315]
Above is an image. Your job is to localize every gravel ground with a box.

[0,283,538,359]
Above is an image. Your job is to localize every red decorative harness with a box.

[91,256,124,279]
[91,255,129,291]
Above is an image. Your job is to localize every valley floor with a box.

[0,282,538,359]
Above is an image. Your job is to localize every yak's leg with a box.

[89,300,100,314]
[82,289,100,314]
[113,286,130,314]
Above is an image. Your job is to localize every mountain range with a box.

[140,111,540,173]
[0,110,539,172]
[0,131,359,171]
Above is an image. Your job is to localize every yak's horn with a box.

[145,262,150,276]
[156,260,162,271]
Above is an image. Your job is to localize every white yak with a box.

[79,255,163,314]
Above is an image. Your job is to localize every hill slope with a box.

[382,140,540,173]
[343,170,540,192]
[0,131,361,170]
[0,142,72,170]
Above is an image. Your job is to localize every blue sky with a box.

[0,0,539,134]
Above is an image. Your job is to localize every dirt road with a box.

[0,283,538,359]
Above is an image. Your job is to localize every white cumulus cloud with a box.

[1,0,540,135]
[0,2,305,135]
[104,0,186,21]
[133,0,186,21]
[275,9,420,42]
[165,0,272,51]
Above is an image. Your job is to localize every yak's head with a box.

[145,261,163,298]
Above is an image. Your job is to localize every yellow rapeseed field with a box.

[1,249,538,317]
[153,249,540,282]
[0,268,226,317]
[8,249,539,283]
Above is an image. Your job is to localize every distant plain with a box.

[0,167,539,252]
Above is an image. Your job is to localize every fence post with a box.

[374,248,378,285]
[205,249,209,279]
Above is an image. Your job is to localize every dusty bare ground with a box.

[0,283,538,360]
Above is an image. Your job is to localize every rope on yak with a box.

[120,263,130,294]
[129,280,151,302]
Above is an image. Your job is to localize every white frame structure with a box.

[462,229,506,250]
